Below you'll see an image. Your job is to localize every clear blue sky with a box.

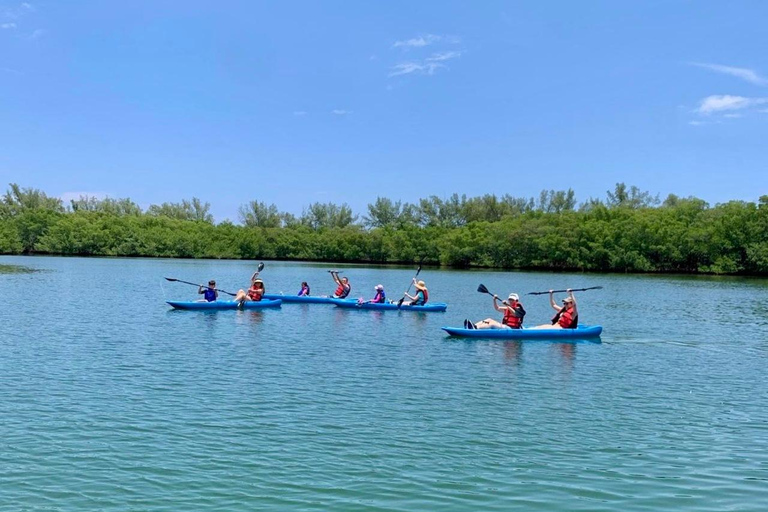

[1,1,766,221]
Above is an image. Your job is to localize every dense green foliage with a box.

[2,184,767,275]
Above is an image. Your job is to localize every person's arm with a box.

[214,290,218,300]
[250,272,259,284]
[198,286,204,294]
[404,292,416,300]
[549,290,561,311]
[492,296,506,313]
[331,272,341,285]
[568,289,577,316]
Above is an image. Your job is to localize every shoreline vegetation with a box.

[1,183,767,276]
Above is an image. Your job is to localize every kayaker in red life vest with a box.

[404,279,428,305]
[533,289,579,329]
[330,271,351,298]
[197,280,218,302]
[467,293,525,329]
[234,272,265,305]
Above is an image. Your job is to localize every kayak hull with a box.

[167,299,283,310]
[442,325,602,339]
[262,294,356,305]
[332,300,448,312]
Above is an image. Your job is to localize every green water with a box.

[2,256,767,511]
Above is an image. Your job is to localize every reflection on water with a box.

[503,341,523,365]
[0,263,42,274]
[554,342,576,371]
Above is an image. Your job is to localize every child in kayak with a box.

[361,284,386,304]
[330,271,351,298]
[298,282,310,296]
[466,293,525,329]
[235,271,265,305]
[532,290,578,329]
[197,280,218,302]
[404,279,428,305]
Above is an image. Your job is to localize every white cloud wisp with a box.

[696,95,768,115]
[692,63,768,87]
[389,51,462,77]
[393,34,441,49]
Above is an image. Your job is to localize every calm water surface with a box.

[2,256,767,511]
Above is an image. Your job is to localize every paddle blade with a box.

[397,297,405,308]
[415,265,422,276]
[257,262,265,272]
[164,277,178,282]
[477,283,489,294]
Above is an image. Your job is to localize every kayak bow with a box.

[167,299,283,310]
[333,300,447,312]
[442,325,602,339]
[262,294,357,305]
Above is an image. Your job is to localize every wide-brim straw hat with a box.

[415,280,427,289]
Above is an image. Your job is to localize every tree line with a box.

[1,182,767,275]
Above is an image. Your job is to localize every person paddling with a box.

[298,281,310,296]
[330,271,351,298]
[361,284,386,304]
[533,289,578,329]
[404,279,428,306]
[466,293,525,329]
[197,280,218,302]
[234,271,265,305]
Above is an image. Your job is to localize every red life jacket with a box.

[412,288,428,305]
[334,283,350,298]
[247,286,263,301]
[552,306,578,328]
[503,304,523,328]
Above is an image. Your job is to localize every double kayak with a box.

[167,299,283,310]
[262,294,356,305]
[332,299,448,312]
[442,325,602,339]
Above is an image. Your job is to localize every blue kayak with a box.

[332,299,448,312]
[442,325,602,339]
[262,294,356,305]
[167,299,282,310]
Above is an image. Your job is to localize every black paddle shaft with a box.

[164,277,237,296]
[397,265,423,307]
[527,286,603,296]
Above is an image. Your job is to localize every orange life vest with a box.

[503,304,523,328]
[334,283,350,298]
[247,286,263,301]
[552,306,578,328]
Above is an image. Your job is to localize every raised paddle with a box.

[397,264,423,308]
[526,286,603,295]
[164,277,237,297]
[476,283,510,305]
